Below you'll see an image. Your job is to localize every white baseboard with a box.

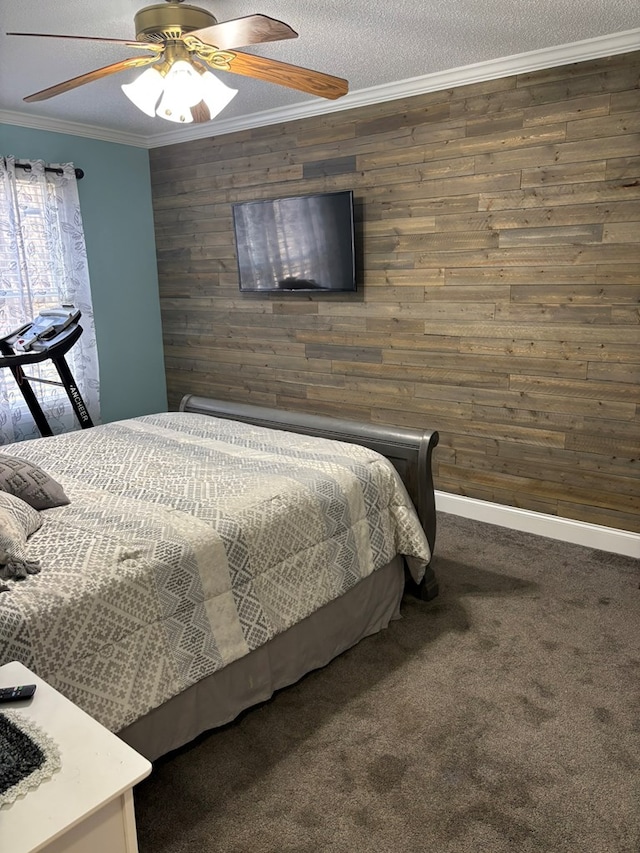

[435,491,640,559]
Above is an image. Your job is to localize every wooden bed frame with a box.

[118,396,440,760]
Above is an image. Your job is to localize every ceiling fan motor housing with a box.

[134,3,217,42]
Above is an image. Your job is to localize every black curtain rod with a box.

[13,160,84,180]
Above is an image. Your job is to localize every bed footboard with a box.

[179,395,440,600]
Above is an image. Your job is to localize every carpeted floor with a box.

[134,512,640,853]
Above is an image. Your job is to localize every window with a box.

[0,157,100,443]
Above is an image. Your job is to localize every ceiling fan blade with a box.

[187,14,297,50]
[212,50,348,100]
[23,55,159,103]
[6,32,160,51]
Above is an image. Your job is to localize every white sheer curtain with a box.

[0,156,100,443]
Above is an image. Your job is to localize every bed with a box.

[0,395,439,761]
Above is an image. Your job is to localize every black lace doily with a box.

[0,711,61,807]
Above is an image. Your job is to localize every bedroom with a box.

[0,1,639,850]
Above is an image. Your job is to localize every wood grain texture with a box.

[151,49,640,533]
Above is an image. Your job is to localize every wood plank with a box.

[565,111,640,140]
[424,285,511,301]
[520,63,640,102]
[558,502,640,533]
[464,112,525,137]
[470,404,585,431]
[509,375,640,403]
[606,156,640,180]
[294,122,356,147]
[394,232,500,252]
[364,285,426,302]
[595,264,640,284]
[515,54,639,88]
[460,336,639,365]
[332,359,510,388]
[602,222,640,243]
[415,244,640,267]
[494,303,613,323]
[566,431,640,458]
[354,101,452,137]
[364,268,444,285]
[587,362,640,383]
[445,266,598,285]
[404,321,638,343]
[383,349,588,379]
[375,195,480,216]
[412,381,636,418]
[304,344,382,362]
[306,385,472,420]
[477,135,640,175]
[612,306,640,323]
[497,224,603,246]
[362,216,436,236]
[437,201,640,233]
[478,178,640,211]
[522,94,611,126]
[303,155,357,178]
[497,440,639,473]
[509,284,640,304]
[610,87,640,114]
[520,161,607,187]
[358,158,477,189]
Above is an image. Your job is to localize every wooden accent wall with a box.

[150,50,640,533]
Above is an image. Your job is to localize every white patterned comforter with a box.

[0,412,431,731]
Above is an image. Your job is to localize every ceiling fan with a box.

[7,0,349,124]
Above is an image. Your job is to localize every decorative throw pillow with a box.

[0,452,69,510]
[0,491,42,589]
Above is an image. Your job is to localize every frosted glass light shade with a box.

[155,94,194,123]
[199,70,238,119]
[156,60,203,122]
[122,62,238,124]
[121,68,164,117]
[163,60,203,106]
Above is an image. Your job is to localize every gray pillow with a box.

[0,452,69,510]
[0,491,42,588]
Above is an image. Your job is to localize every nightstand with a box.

[0,661,152,853]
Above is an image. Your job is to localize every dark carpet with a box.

[134,512,640,853]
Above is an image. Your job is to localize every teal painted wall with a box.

[0,123,167,423]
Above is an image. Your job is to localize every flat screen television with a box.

[232,190,356,293]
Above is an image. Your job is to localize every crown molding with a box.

[1,28,638,150]
[0,109,149,148]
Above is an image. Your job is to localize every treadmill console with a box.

[4,305,81,353]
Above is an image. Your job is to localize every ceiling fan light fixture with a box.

[13,11,347,119]
[121,66,165,117]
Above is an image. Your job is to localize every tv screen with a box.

[232,190,356,293]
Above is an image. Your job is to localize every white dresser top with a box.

[0,661,152,853]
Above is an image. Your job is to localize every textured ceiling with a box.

[1,0,639,145]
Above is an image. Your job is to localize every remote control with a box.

[0,684,37,702]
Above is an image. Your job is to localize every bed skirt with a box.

[117,556,405,761]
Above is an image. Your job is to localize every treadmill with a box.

[0,306,94,437]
